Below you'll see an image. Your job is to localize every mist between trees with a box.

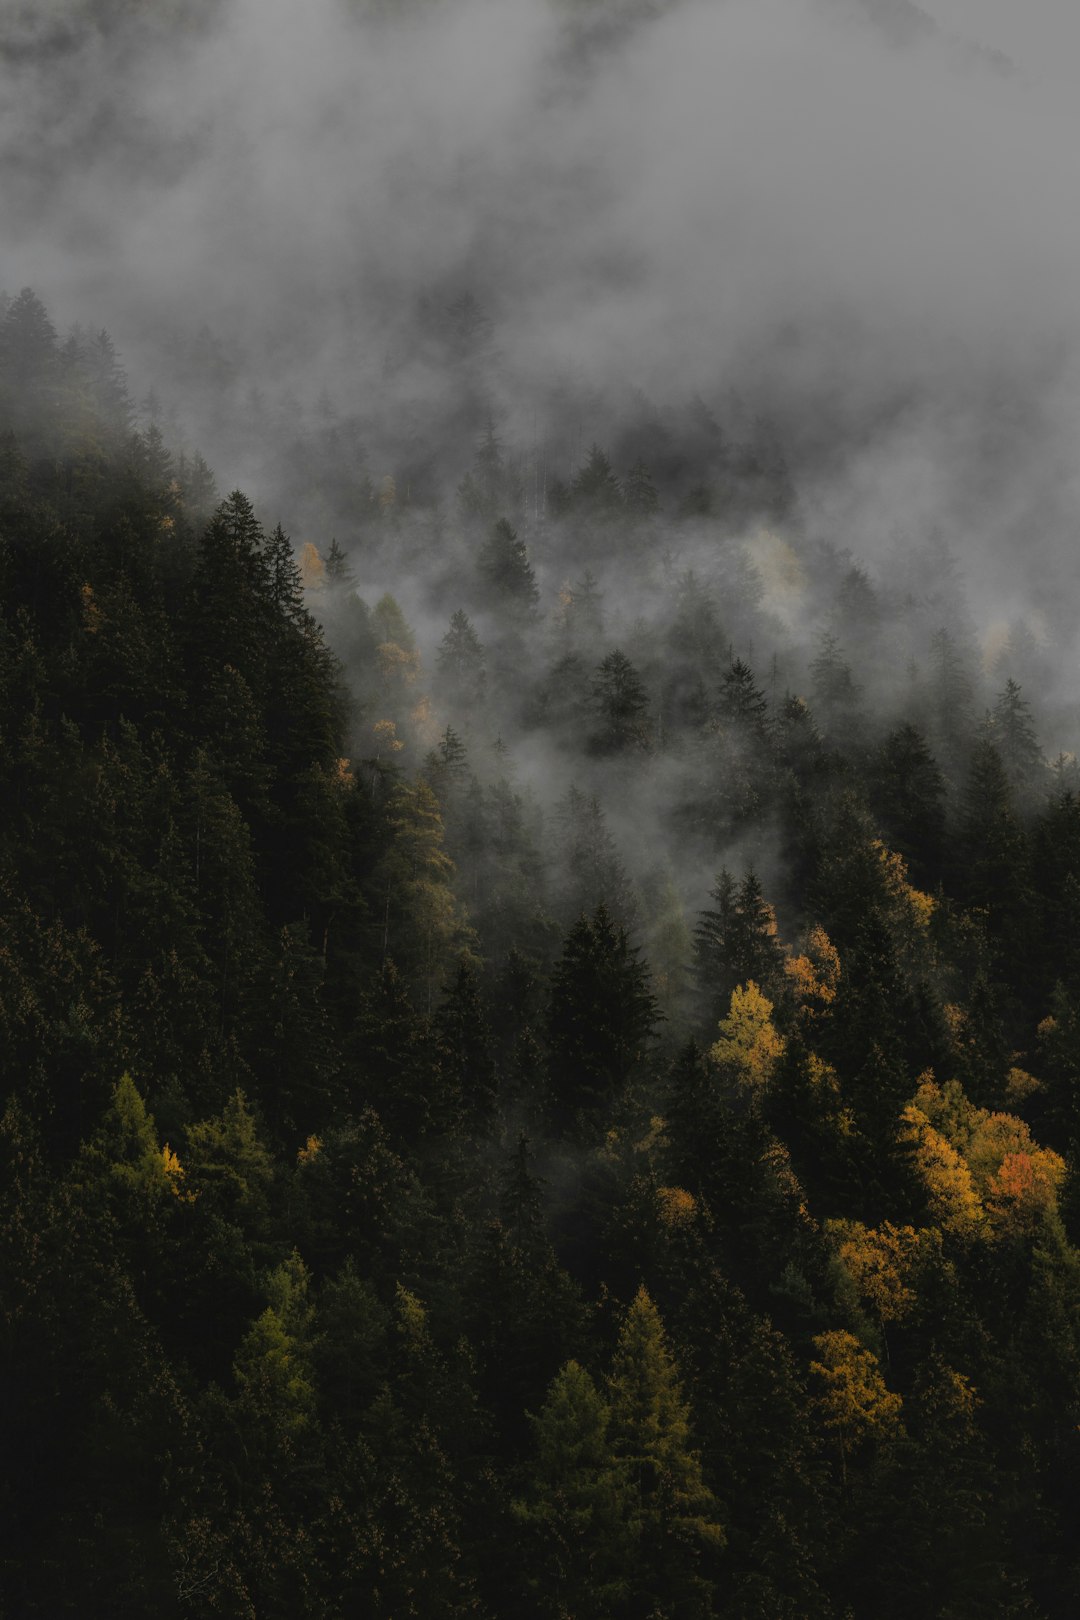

[7,0,1080,1614]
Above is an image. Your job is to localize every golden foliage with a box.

[809,1330,903,1453]
[1005,1066,1042,1106]
[899,1102,985,1238]
[160,1142,195,1202]
[900,1075,1065,1239]
[379,473,397,510]
[299,541,325,591]
[372,718,405,755]
[297,1134,323,1165]
[872,839,935,932]
[709,980,785,1086]
[784,924,840,1016]
[376,640,421,688]
[395,1283,428,1344]
[656,1186,697,1229]
[830,1219,922,1323]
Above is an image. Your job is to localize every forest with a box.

[6,0,1080,1614]
[3,272,1080,1618]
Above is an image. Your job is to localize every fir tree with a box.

[590,647,651,754]
[547,904,660,1129]
[477,517,539,619]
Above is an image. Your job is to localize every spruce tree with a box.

[547,904,659,1129]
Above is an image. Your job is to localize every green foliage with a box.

[477,517,539,618]
[4,282,1080,1617]
[547,904,660,1129]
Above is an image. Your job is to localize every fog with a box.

[7,0,1080,532]
[6,0,1080,939]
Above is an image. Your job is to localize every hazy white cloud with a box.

[5,0,1080,624]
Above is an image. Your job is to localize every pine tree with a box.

[547,904,660,1129]
[870,722,947,886]
[992,678,1044,808]
[695,867,785,1025]
[590,647,651,753]
[958,735,1033,975]
[718,656,769,739]
[560,568,604,643]
[571,443,623,516]
[434,953,497,1125]
[809,632,860,735]
[233,1250,316,1436]
[0,287,59,446]
[324,536,355,587]
[554,786,638,930]
[437,609,486,708]
[623,459,659,516]
[607,1288,725,1614]
[515,1360,638,1617]
[477,518,539,619]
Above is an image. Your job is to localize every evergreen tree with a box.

[607,1288,726,1616]
[477,518,539,618]
[515,1360,638,1617]
[718,656,769,739]
[547,904,660,1130]
[992,678,1045,809]
[437,608,486,709]
[870,722,947,886]
[695,867,786,1026]
[623,459,659,516]
[571,443,623,516]
[553,786,638,929]
[433,953,497,1126]
[590,647,651,753]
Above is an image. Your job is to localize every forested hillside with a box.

[3,279,1080,1618]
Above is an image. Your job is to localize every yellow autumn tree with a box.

[872,839,935,938]
[900,1073,1065,1240]
[784,924,840,1020]
[809,1329,903,1476]
[709,980,784,1087]
[899,1101,985,1238]
[371,717,405,759]
[829,1219,926,1347]
[299,541,325,592]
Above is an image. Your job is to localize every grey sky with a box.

[4,0,1080,631]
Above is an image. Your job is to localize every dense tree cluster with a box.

[5,286,1080,1617]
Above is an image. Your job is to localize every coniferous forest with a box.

[6,1,1080,1616]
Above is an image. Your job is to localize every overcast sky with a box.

[925,0,1080,93]
[4,0,1080,633]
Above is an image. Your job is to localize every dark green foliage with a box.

[870,722,947,886]
[6,284,1080,1619]
[719,656,770,739]
[547,904,660,1130]
[437,608,486,709]
[477,516,539,617]
[623,458,659,516]
[571,442,623,516]
[590,646,651,753]
[553,785,638,930]
[695,867,786,1027]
